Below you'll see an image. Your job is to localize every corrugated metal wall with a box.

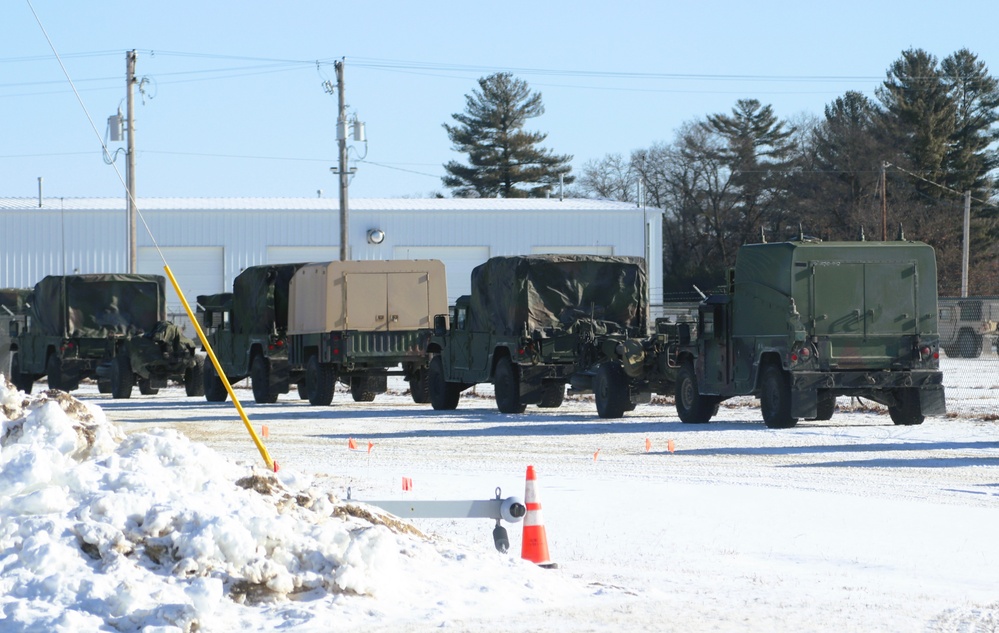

[0,198,664,308]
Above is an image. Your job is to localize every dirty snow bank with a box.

[0,381,581,632]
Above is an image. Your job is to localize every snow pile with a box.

[0,381,580,632]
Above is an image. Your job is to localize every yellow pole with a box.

[163,265,277,471]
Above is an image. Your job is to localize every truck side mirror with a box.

[433,314,447,337]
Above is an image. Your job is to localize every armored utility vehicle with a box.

[673,240,946,428]
[287,259,447,406]
[9,274,204,398]
[936,296,998,358]
[428,254,656,415]
[197,263,306,403]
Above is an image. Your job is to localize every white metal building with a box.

[0,197,663,313]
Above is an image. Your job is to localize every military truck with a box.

[428,254,651,415]
[936,296,999,358]
[8,274,204,399]
[0,288,31,381]
[287,260,447,406]
[196,263,306,403]
[672,239,946,428]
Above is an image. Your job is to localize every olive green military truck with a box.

[428,254,653,415]
[936,296,998,358]
[672,239,946,428]
[196,263,306,403]
[9,274,204,399]
[287,259,447,406]
[0,288,31,381]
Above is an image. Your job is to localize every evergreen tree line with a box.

[570,48,999,299]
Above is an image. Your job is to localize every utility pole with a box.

[962,190,971,297]
[336,59,349,261]
[126,50,137,273]
[880,161,888,241]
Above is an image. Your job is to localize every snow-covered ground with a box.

[3,356,999,632]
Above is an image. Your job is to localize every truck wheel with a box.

[494,356,526,414]
[889,388,925,426]
[814,392,836,421]
[97,379,112,394]
[958,331,983,358]
[409,368,430,404]
[306,355,335,406]
[675,362,718,423]
[10,352,34,394]
[251,355,278,403]
[594,363,629,418]
[760,365,797,428]
[45,353,64,392]
[111,354,134,399]
[538,382,565,409]
[351,376,378,402]
[138,379,159,396]
[203,360,228,403]
[296,380,308,401]
[429,356,460,410]
[185,356,205,397]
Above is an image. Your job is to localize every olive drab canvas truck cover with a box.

[30,274,164,337]
[196,263,308,404]
[231,264,299,336]
[467,255,648,337]
[287,259,447,406]
[10,274,203,398]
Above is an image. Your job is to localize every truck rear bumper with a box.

[789,369,945,418]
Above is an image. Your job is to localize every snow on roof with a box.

[0,197,654,213]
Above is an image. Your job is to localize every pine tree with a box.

[442,73,573,198]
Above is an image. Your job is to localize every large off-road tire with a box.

[760,365,797,429]
[429,355,460,410]
[594,363,630,419]
[351,375,379,402]
[10,351,34,394]
[203,360,228,403]
[493,356,526,414]
[251,355,278,404]
[97,380,112,394]
[138,379,159,396]
[409,368,430,404]
[110,353,134,399]
[538,382,566,409]
[958,330,983,358]
[889,388,925,426]
[814,391,836,421]
[297,380,308,401]
[675,362,718,423]
[306,355,335,406]
[185,356,205,397]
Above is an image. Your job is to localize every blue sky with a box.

[5,1,999,200]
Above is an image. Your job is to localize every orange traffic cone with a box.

[522,465,558,568]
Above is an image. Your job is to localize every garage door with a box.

[392,245,489,304]
[138,246,224,319]
[266,246,340,265]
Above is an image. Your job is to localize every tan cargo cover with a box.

[288,260,447,334]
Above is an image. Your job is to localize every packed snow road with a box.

[75,356,999,631]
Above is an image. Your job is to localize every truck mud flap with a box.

[791,390,817,419]
[919,384,947,416]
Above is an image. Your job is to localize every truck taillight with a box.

[790,346,811,364]
[919,346,935,361]
[268,338,285,352]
